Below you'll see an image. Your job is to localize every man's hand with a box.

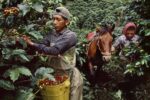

[22,35,34,46]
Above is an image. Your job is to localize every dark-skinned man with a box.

[23,6,83,100]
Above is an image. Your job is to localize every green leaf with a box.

[3,67,32,82]
[3,67,18,82]
[0,28,3,36]
[141,60,144,65]
[39,56,48,62]
[25,24,36,32]
[18,4,30,16]
[19,54,30,62]
[2,48,10,55]
[34,67,54,79]
[18,38,27,49]
[10,70,20,82]
[0,4,2,9]
[115,90,122,99]
[3,68,20,82]
[0,80,15,90]
[44,73,55,81]
[18,67,32,76]
[11,49,29,61]
[3,54,11,60]
[28,31,43,40]
[16,89,35,100]
[135,62,140,66]
[13,49,26,54]
[32,3,43,12]
[145,31,150,36]
[102,0,131,3]
[47,7,53,14]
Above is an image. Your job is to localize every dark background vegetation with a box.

[0,0,150,100]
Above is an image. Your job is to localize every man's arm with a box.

[33,33,77,55]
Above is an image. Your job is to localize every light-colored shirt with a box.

[113,34,141,58]
[113,34,140,49]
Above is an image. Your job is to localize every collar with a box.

[53,28,68,36]
[59,28,68,35]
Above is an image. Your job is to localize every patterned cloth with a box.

[113,34,140,49]
[86,31,96,41]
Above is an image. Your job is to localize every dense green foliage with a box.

[0,0,60,99]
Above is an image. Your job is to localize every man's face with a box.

[125,29,135,40]
[53,15,69,32]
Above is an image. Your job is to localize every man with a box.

[23,6,83,100]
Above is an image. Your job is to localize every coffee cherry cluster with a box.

[3,7,19,16]
[38,75,68,88]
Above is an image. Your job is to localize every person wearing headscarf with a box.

[113,22,141,53]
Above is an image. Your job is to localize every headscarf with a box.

[123,22,137,35]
